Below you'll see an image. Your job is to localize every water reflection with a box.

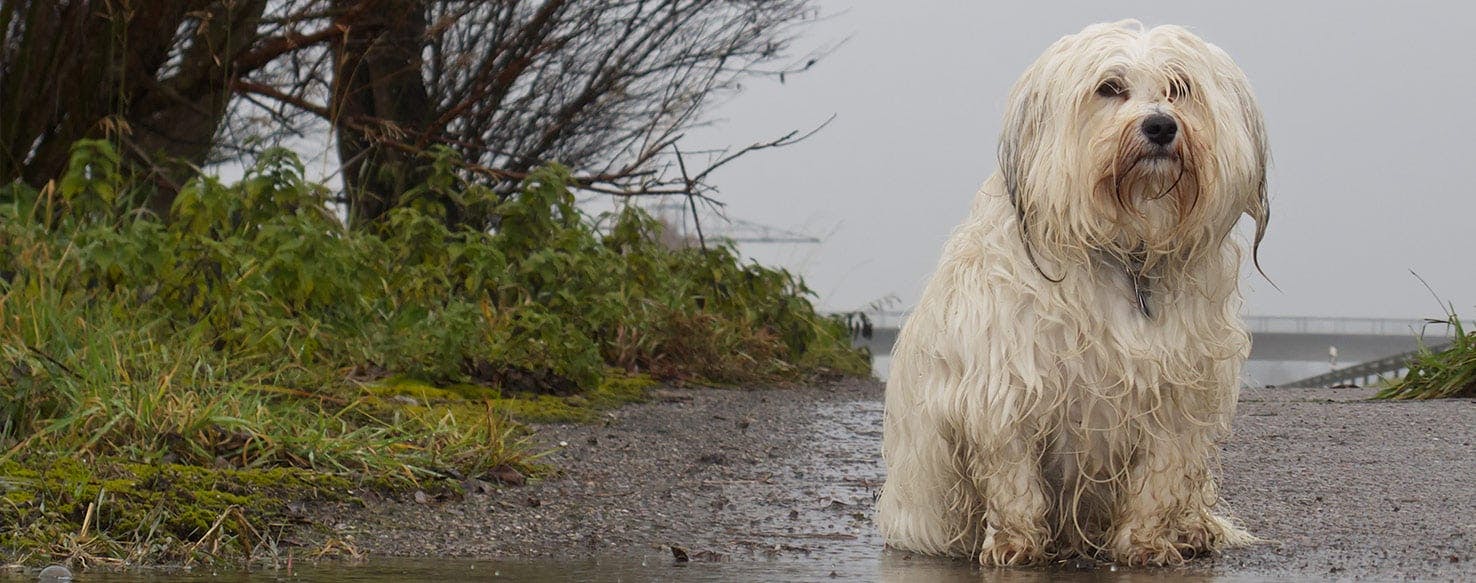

[873,355,1343,388]
[875,551,1258,583]
[1,554,1270,583]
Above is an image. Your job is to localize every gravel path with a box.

[313,380,1476,580]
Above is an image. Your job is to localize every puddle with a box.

[2,556,1276,582]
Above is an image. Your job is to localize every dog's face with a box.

[1000,21,1268,270]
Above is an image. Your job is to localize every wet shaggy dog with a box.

[875,21,1269,566]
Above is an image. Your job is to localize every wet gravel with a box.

[316,380,884,563]
[312,380,1476,580]
[1209,386,1475,580]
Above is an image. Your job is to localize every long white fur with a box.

[875,21,1268,566]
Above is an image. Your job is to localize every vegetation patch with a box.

[0,142,867,566]
[0,457,351,567]
[369,373,657,424]
[1377,311,1476,400]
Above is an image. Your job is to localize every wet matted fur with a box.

[876,20,1268,566]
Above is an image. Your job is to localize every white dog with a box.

[876,21,1267,566]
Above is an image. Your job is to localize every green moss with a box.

[2,490,35,505]
[363,370,657,424]
[367,376,506,404]
[442,383,500,400]
[492,394,590,423]
[368,376,467,402]
[0,456,353,566]
[597,373,657,402]
[491,371,655,422]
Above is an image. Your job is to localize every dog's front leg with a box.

[1108,429,1235,565]
[974,430,1052,566]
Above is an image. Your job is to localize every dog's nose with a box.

[1141,114,1178,146]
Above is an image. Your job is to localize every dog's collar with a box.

[1098,250,1155,319]
[1128,255,1153,319]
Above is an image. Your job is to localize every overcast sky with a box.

[677,0,1476,320]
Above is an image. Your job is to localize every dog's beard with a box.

[1091,126,1204,266]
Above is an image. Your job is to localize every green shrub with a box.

[0,139,867,563]
[0,139,867,463]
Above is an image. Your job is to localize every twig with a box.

[673,145,706,251]
[27,346,78,379]
[690,115,835,187]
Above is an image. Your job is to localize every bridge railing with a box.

[851,311,1466,339]
[1242,315,1456,337]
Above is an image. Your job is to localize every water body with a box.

[872,355,1343,388]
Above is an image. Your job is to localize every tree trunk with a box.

[331,0,433,229]
[0,0,266,218]
[128,0,269,217]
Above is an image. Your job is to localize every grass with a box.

[0,141,869,567]
[0,285,541,565]
[1376,309,1476,400]
[1,458,353,568]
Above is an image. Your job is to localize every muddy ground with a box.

[311,379,1475,580]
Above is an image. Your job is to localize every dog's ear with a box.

[998,75,1047,212]
[1247,133,1271,281]
[1233,76,1272,281]
[998,64,1065,282]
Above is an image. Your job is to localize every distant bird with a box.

[876,20,1268,567]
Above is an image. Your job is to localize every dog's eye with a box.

[1095,80,1127,99]
[1167,79,1191,102]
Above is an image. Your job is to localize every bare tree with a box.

[237,0,825,228]
[3,0,825,228]
[1,0,273,214]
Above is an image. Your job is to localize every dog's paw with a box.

[1110,523,1191,566]
[978,526,1048,566]
[1119,542,1188,567]
[1111,510,1254,566]
[1175,524,1213,555]
[1113,532,1187,566]
[1197,513,1256,548]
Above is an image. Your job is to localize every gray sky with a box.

[682,0,1476,320]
